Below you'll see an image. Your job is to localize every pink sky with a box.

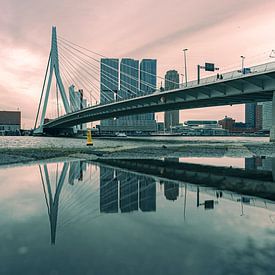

[1,0,275,128]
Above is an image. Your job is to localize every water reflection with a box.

[38,157,275,245]
[2,157,275,274]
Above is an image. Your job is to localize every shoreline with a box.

[1,140,275,167]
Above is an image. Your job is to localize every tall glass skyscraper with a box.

[245,103,256,128]
[118,59,139,123]
[140,59,157,121]
[100,58,157,133]
[119,58,139,100]
[261,101,272,130]
[164,70,180,130]
[100,58,119,127]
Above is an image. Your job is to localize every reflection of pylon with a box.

[39,162,69,245]
[34,26,71,134]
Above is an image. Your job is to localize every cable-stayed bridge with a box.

[34,27,275,140]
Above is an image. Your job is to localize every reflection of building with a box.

[99,167,156,213]
[119,171,138,213]
[100,166,118,213]
[164,70,180,130]
[164,182,179,201]
[139,176,156,212]
[0,111,21,134]
[245,157,273,172]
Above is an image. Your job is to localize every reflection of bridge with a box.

[34,27,275,140]
[39,159,275,244]
[98,158,275,200]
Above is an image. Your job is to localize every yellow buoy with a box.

[87,129,93,146]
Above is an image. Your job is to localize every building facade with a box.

[0,111,21,135]
[255,104,263,131]
[261,101,272,131]
[100,58,157,134]
[164,70,180,130]
[140,59,157,121]
[100,58,119,128]
[245,103,256,128]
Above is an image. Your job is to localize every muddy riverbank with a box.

[1,140,275,166]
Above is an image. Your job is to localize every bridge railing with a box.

[63,61,275,116]
[179,61,275,89]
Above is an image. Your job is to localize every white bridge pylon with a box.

[34,26,71,134]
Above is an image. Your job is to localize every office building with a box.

[117,58,139,124]
[255,104,263,130]
[0,111,21,134]
[100,58,119,129]
[261,101,272,131]
[119,58,139,99]
[100,58,157,134]
[245,103,256,128]
[69,86,87,130]
[164,70,180,130]
[140,59,157,121]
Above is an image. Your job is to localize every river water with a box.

[1,157,275,274]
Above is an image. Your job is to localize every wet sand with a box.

[0,138,275,166]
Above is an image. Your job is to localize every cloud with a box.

[0,0,274,127]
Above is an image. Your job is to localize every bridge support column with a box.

[270,91,275,142]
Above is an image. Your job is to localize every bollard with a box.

[87,129,93,146]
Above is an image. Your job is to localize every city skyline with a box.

[1,0,275,128]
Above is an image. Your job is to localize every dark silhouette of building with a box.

[119,171,138,213]
[164,182,179,201]
[100,166,118,213]
[139,176,156,212]
[0,111,21,134]
[255,104,263,130]
[164,70,180,130]
[219,116,255,133]
[245,103,256,128]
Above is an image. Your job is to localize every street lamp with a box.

[183,48,188,87]
[240,55,245,74]
[180,73,184,85]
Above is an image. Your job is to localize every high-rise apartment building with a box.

[261,101,272,131]
[120,58,139,99]
[245,103,256,128]
[100,58,157,134]
[100,58,119,128]
[140,59,157,121]
[118,58,139,123]
[255,104,263,130]
[164,70,180,130]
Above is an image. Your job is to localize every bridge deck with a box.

[44,61,275,129]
